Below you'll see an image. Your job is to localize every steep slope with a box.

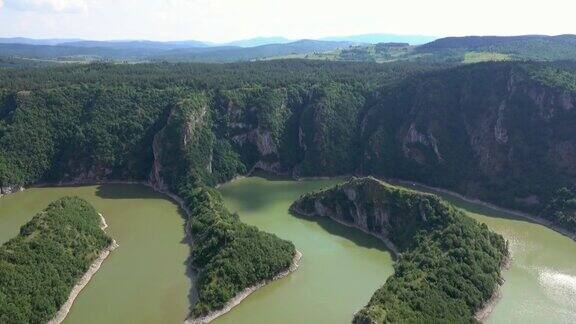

[149,94,298,320]
[290,177,508,323]
[359,62,576,230]
[0,60,574,234]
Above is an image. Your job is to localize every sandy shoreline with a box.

[185,250,303,324]
[48,213,118,324]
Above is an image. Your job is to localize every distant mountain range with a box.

[320,33,435,45]
[1,34,575,64]
[0,33,435,48]
[0,39,356,62]
[155,39,357,62]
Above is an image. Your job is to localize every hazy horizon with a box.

[1,0,575,43]
[0,33,439,44]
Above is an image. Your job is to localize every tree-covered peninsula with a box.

[0,197,113,323]
[148,92,298,319]
[290,177,508,323]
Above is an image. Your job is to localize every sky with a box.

[0,0,575,42]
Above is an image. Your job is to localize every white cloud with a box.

[5,0,90,12]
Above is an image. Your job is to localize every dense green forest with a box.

[0,35,574,64]
[0,197,112,323]
[149,90,297,317]
[290,177,508,323]
[0,58,575,319]
[0,59,575,234]
[180,185,295,316]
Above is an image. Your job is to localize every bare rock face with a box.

[290,177,449,253]
[361,64,576,209]
[149,130,168,192]
[232,128,278,157]
[402,123,443,164]
[0,185,24,197]
[494,103,509,145]
[64,166,114,184]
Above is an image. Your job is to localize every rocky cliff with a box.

[357,62,576,228]
[290,177,508,323]
[1,61,575,234]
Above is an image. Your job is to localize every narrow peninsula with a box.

[0,197,115,324]
[149,95,301,322]
[290,177,509,323]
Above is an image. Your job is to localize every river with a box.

[1,178,575,323]
[0,184,191,324]
[216,177,576,324]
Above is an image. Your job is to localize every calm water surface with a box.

[0,184,191,324]
[217,177,576,324]
[403,182,576,324]
[1,178,575,323]
[216,177,394,324]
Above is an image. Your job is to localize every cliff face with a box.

[213,63,576,214]
[360,63,576,210]
[1,62,575,232]
[149,94,215,190]
[290,177,508,323]
[214,87,293,175]
[290,177,456,251]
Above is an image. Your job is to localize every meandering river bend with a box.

[0,178,575,323]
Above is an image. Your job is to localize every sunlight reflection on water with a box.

[538,268,576,308]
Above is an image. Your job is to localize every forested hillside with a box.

[0,197,112,323]
[0,39,354,63]
[0,60,575,234]
[290,177,508,323]
[293,35,576,64]
[417,35,576,60]
[147,90,298,318]
[0,54,575,322]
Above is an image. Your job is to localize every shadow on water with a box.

[220,176,342,215]
[95,184,161,199]
[290,211,397,260]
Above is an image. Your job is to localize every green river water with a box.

[0,184,191,324]
[0,178,575,323]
